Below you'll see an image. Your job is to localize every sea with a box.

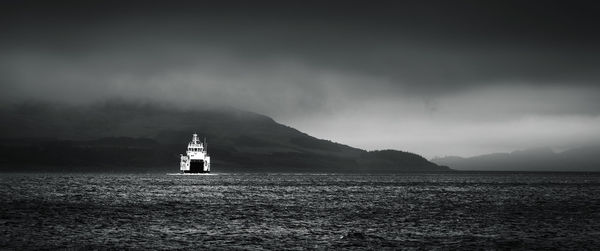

[1,172,600,249]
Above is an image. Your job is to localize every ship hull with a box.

[167,173,216,175]
[183,170,210,174]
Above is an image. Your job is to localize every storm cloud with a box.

[2,0,600,157]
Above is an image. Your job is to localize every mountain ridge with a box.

[431,146,600,172]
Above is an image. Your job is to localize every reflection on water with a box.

[1,172,600,249]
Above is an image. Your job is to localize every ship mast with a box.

[192,133,199,144]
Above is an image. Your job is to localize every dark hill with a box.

[0,102,451,173]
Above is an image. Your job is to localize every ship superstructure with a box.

[180,134,211,173]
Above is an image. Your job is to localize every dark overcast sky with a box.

[2,0,600,157]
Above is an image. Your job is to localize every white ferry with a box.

[180,133,211,173]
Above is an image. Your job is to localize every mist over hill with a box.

[431,147,600,172]
[0,101,450,173]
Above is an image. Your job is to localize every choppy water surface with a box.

[2,172,600,249]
